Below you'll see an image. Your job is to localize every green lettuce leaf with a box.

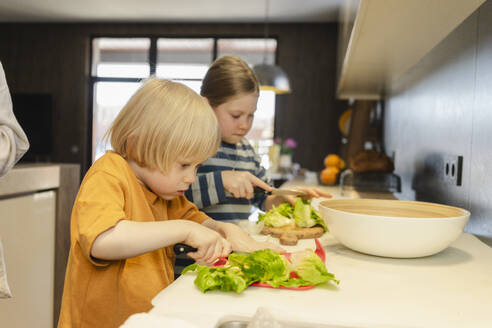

[289,249,339,285]
[182,264,249,293]
[292,198,328,232]
[258,198,327,232]
[293,198,316,228]
[227,249,291,287]
[258,203,295,227]
[311,207,328,232]
[182,248,339,293]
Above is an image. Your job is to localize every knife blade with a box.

[253,186,307,197]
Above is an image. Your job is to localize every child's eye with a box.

[232,115,241,119]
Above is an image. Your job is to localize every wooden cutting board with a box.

[261,225,324,245]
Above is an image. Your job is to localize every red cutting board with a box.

[213,238,326,290]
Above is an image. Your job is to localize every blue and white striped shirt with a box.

[185,138,271,221]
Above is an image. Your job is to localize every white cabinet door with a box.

[0,190,56,328]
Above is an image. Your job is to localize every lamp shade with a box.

[252,63,291,94]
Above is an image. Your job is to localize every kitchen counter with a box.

[126,232,492,328]
[279,176,398,201]
[121,179,492,327]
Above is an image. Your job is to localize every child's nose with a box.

[239,119,249,129]
[184,171,196,184]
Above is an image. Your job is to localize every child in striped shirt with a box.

[185,56,330,222]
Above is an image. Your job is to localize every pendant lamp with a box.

[253,0,292,94]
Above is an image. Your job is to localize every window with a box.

[156,38,214,94]
[90,37,277,167]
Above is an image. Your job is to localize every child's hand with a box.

[221,170,272,199]
[266,186,332,208]
[219,222,284,253]
[184,224,232,264]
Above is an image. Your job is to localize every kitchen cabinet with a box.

[337,0,486,99]
[0,190,56,328]
[0,163,79,327]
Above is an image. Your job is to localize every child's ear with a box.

[202,96,210,105]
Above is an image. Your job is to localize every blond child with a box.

[57,79,277,328]
[185,56,331,221]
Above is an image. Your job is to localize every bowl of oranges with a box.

[320,154,346,185]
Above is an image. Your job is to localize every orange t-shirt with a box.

[57,151,209,328]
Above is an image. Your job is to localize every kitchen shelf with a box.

[337,0,486,99]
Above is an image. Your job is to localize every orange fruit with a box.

[338,159,346,170]
[324,154,346,169]
[320,166,340,185]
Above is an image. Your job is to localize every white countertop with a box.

[0,163,61,196]
[124,232,492,328]
[121,180,492,327]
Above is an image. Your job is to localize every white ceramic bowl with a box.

[319,199,470,258]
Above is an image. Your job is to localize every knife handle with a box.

[174,243,198,255]
[253,186,272,195]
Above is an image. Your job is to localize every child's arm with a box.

[91,219,231,264]
[202,219,284,253]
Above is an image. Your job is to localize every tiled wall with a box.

[384,1,492,242]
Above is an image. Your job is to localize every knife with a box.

[253,186,307,197]
[174,243,229,266]
[174,238,326,264]
[174,243,198,255]
[174,244,251,256]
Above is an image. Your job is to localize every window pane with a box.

[92,38,150,78]
[246,90,276,169]
[156,64,209,80]
[217,38,276,65]
[92,81,142,161]
[156,38,213,79]
[247,90,275,140]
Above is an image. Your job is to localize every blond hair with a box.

[200,56,259,108]
[106,78,220,172]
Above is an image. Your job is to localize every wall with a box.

[0,23,346,175]
[384,1,492,242]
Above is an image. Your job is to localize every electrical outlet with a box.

[443,154,463,186]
